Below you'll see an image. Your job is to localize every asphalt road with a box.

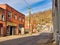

[0,33,53,45]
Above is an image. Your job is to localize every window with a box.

[14,14,17,20]
[2,15,5,21]
[0,14,5,21]
[21,18,24,22]
[8,11,12,18]
[22,19,24,22]
[19,17,21,21]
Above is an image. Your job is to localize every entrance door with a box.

[7,26,12,35]
[9,26,16,35]
[7,26,16,35]
[10,26,12,35]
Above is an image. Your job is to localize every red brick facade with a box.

[0,4,25,36]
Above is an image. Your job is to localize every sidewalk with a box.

[0,32,40,42]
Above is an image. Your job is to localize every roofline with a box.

[0,4,25,16]
[0,7,4,10]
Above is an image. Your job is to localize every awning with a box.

[7,22,17,26]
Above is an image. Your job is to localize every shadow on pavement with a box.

[0,32,53,45]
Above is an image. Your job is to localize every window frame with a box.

[14,14,17,20]
[0,14,5,21]
[8,11,12,18]
[19,16,21,21]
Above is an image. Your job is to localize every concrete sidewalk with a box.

[0,32,56,45]
[0,32,40,42]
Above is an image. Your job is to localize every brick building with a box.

[0,4,25,36]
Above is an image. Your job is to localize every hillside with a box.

[25,10,52,29]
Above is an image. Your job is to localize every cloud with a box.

[31,1,52,14]
[0,0,52,16]
[0,0,43,9]
[0,0,27,8]
[20,0,52,15]
[25,0,44,5]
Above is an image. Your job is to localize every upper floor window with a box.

[0,14,5,21]
[2,15,5,21]
[19,17,21,21]
[8,11,12,18]
[14,14,17,20]
[22,18,24,22]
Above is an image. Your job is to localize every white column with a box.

[53,0,60,44]
[57,0,60,44]
[52,0,59,43]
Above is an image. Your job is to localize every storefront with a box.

[7,22,17,35]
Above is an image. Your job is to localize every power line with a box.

[23,0,30,9]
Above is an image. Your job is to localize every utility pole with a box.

[23,0,32,34]
[52,0,60,45]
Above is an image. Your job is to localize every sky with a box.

[0,0,52,16]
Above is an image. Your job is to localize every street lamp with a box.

[23,0,32,34]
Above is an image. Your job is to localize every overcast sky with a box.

[0,0,52,16]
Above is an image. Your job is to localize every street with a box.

[0,32,54,45]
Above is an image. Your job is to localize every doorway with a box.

[7,26,16,35]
